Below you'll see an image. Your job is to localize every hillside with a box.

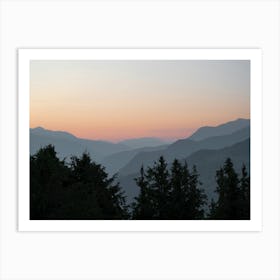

[118,138,250,203]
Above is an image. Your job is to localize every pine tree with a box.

[209,158,250,220]
[132,157,206,220]
[132,156,171,219]
[132,166,154,219]
[239,164,250,219]
[145,156,170,219]
[187,165,206,219]
[68,152,129,219]
[30,145,69,219]
[30,146,129,220]
[169,159,186,219]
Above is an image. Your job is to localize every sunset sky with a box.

[30,60,250,142]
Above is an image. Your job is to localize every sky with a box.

[30,60,250,142]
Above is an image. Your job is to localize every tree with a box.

[132,156,171,219]
[30,146,129,220]
[132,157,206,220]
[186,165,207,219]
[30,145,69,219]
[239,164,250,219]
[145,156,170,219]
[66,152,129,219]
[131,166,154,219]
[209,158,250,220]
[168,159,186,219]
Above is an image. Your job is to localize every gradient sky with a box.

[30,60,250,142]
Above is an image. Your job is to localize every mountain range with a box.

[30,118,250,203]
[30,127,129,162]
[117,138,250,203]
[118,137,170,149]
[118,125,249,176]
[188,118,250,141]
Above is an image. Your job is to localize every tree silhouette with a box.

[239,164,250,219]
[209,158,250,220]
[131,166,154,219]
[30,144,69,219]
[30,146,129,220]
[30,146,249,220]
[186,165,207,219]
[168,159,187,219]
[65,152,129,219]
[132,156,171,219]
[132,157,206,220]
[145,156,170,219]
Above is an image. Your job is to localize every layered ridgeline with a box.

[119,138,250,203]
[115,118,250,202]
[30,128,170,162]
[30,127,129,162]
[30,118,250,203]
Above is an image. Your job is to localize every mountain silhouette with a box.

[118,138,250,203]
[189,118,250,141]
[30,119,250,207]
[30,127,129,161]
[182,138,250,200]
[100,144,168,175]
[30,118,250,181]
[118,137,171,149]
[118,125,250,176]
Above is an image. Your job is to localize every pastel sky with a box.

[30,60,250,142]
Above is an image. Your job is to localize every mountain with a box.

[118,125,250,176]
[118,138,250,203]
[30,127,77,141]
[182,138,250,200]
[189,118,250,141]
[30,119,250,205]
[30,127,129,161]
[118,137,170,149]
[100,144,168,176]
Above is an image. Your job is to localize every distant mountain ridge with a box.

[30,118,250,176]
[118,138,250,203]
[100,144,168,175]
[189,118,250,141]
[118,137,170,149]
[30,118,250,205]
[30,127,172,163]
[118,125,250,176]
[101,118,250,175]
[31,127,78,140]
[30,127,129,161]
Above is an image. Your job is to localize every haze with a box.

[30,60,250,142]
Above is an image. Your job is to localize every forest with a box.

[30,145,250,220]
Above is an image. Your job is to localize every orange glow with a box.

[30,60,250,141]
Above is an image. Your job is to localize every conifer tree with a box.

[30,144,69,219]
[187,165,206,219]
[145,156,170,219]
[30,146,129,220]
[239,164,250,219]
[132,166,154,219]
[69,152,129,219]
[133,157,206,220]
[169,159,186,219]
[209,158,250,220]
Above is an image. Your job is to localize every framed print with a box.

[1,0,280,279]
[18,48,262,231]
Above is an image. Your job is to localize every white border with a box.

[18,48,262,232]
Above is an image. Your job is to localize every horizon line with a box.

[30,117,250,143]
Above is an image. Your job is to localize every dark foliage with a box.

[208,158,250,220]
[30,145,129,219]
[132,157,206,219]
[30,146,250,220]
